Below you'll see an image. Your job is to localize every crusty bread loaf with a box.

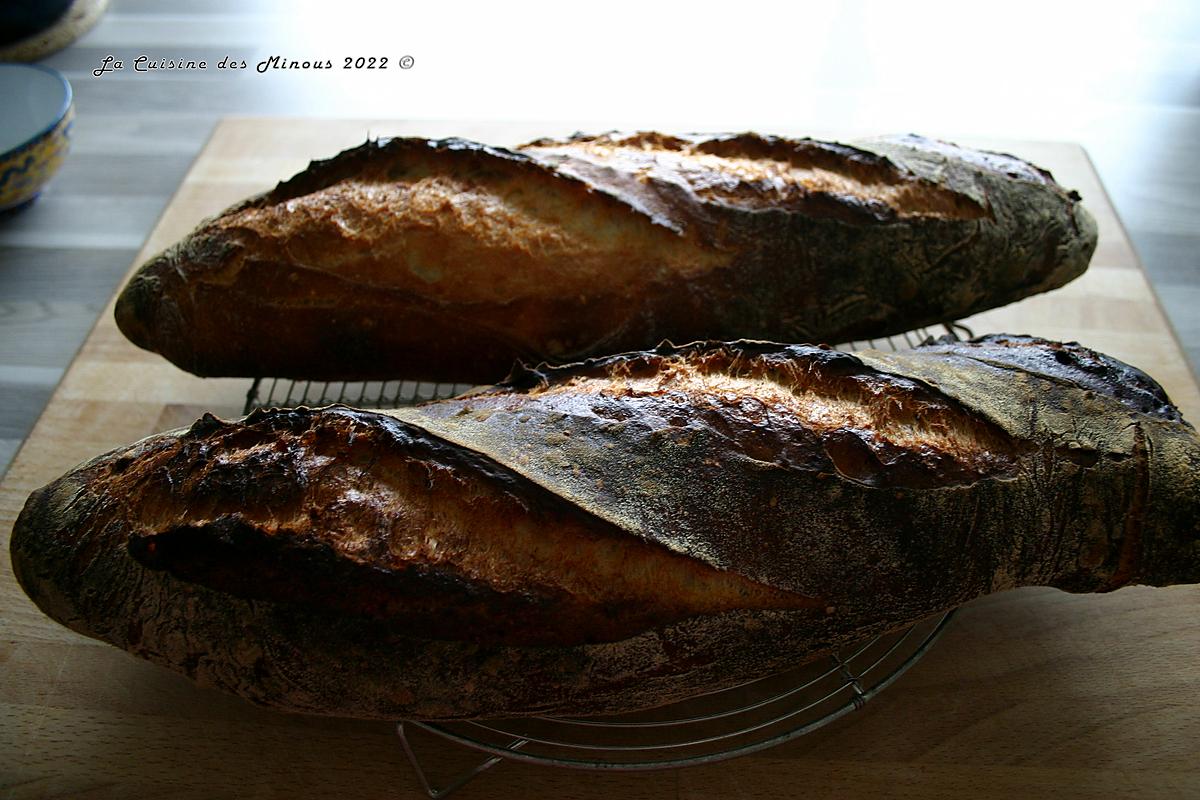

[114,132,1097,382]
[12,335,1196,720]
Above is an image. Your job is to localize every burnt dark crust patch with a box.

[126,515,604,646]
[920,334,1185,424]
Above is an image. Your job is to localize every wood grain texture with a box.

[1,119,1198,797]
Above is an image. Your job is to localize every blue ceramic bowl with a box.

[0,63,73,211]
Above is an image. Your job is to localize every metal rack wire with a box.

[242,324,970,414]
[241,323,971,797]
[243,375,475,415]
[398,610,953,795]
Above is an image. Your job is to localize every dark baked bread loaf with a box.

[13,335,1196,720]
[114,132,1097,382]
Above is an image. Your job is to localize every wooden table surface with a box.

[1,119,1197,799]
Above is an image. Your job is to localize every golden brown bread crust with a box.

[114,132,1098,382]
[13,335,1196,719]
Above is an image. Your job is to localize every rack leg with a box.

[396,722,524,799]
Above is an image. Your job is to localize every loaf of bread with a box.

[13,335,1196,720]
[114,132,1097,382]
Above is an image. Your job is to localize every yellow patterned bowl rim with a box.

[0,64,74,210]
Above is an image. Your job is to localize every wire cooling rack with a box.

[241,323,970,798]
[397,610,954,796]
[242,324,971,414]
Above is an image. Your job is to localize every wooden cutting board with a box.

[1,120,1197,799]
